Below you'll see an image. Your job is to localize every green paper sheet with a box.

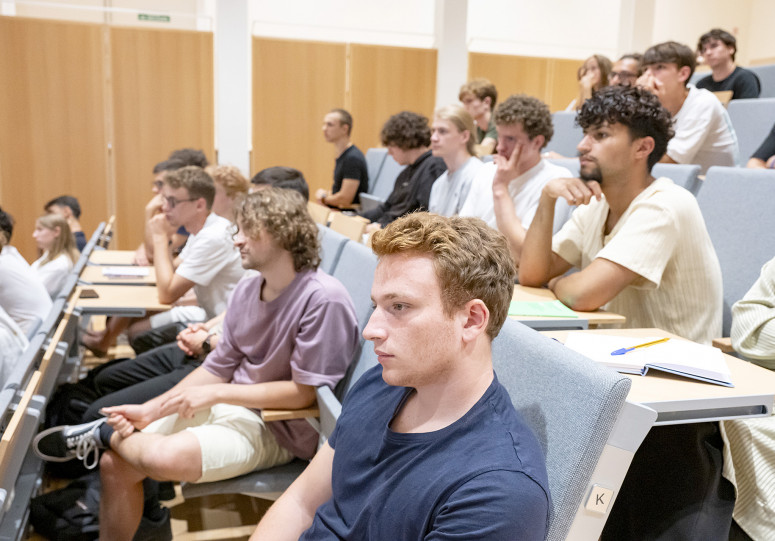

[508,300,579,318]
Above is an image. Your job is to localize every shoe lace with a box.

[71,430,100,470]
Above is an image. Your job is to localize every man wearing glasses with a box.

[82,166,244,356]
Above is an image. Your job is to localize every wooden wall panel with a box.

[0,17,109,262]
[469,52,585,113]
[111,27,214,250]
[349,44,437,151]
[252,38,346,197]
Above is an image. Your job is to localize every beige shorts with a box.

[143,403,294,483]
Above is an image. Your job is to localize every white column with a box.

[435,0,468,109]
[214,0,251,174]
[618,0,655,56]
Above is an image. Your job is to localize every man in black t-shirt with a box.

[317,108,369,208]
[696,28,760,100]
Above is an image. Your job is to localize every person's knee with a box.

[137,439,202,482]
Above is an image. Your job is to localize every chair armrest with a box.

[712,337,734,353]
[261,403,320,422]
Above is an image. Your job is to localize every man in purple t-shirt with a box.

[36,188,359,540]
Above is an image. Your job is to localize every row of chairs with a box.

[181,220,656,540]
[360,148,407,212]
[548,97,775,164]
[0,221,107,538]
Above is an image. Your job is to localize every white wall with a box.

[748,0,775,63]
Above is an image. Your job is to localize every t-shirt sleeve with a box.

[595,197,677,288]
[425,470,549,541]
[175,229,234,286]
[734,70,761,99]
[731,257,775,362]
[752,123,775,161]
[289,293,359,390]
[340,153,367,182]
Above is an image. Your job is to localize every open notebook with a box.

[563,333,734,387]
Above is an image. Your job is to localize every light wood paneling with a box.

[0,16,109,262]
[111,26,214,250]
[252,38,346,197]
[349,44,437,151]
[469,52,584,113]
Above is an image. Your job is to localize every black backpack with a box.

[29,471,100,541]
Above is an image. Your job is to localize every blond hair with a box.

[371,213,516,340]
[434,104,476,156]
[35,213,79,266]
[206,165,250,199]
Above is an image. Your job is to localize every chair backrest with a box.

[370,154,406,201]
[307,202,331,225]
[329,213,368,242]
[492,320,653,540]
[365,148,388,191]
[547,158,580,177]
[748,63,775,98]
[689,71,706,87]
[651,163,702,195]
[726,98,775,161]
[546,112,583,157]
[318,224,349,274]
[697,167,775,335]
[331,240,378,330]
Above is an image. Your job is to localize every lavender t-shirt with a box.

[202,268,359,459]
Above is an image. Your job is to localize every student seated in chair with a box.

[34,188,360,541]
[459,78,499,156]
[696,28,760,100]
[44,195,86,252]
[317,108,369,208]
[253,213,550,540]
[360,111,446,233]
[520,85,729,540]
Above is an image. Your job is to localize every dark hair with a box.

[152,158,187,175]
[698,28,737,61]
[44,195,81,219]
[643,41,696,86]
[164,165,215,209]
[380,111,432,150]
[330,108,353,136]
[0,206,14,246]
[236,188,320,272]
[493,94,554,148]
[251,167,309,201]
[618,53,644,76]
[577,86,675,170]
[168,148,209,168]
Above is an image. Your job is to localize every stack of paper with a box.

[101,266,149,277]
[563,333,734,387]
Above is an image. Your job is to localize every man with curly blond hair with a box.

[359,111,446,231]
[254,213,550,540]
[35,188,360,540]
[459,78,499,155]
[460,94,574,265]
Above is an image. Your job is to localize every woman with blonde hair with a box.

[566,54,613,111]
[428,104,485,216]
[31,213,79,297]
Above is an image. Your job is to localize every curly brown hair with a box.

[235,188,320,272]
[164,166,215,209]
[371,212,516,340]
[493,94,554,149]
[380,111,431,150]
[206,165,250,199]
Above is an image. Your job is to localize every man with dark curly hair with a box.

[521,86,730,540]
[34,189,360,540]
[460,94,574,265]
[359,111,446,231]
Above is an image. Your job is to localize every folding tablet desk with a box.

[512,285,627,330]
[71,285,170,317]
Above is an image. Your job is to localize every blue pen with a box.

[611,337,669,356]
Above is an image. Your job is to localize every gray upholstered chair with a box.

[726,98,775,162]
[748,63,775,98]
[546,112,583,157]
[317,224,348,274]
[697,166,775,336]
[364,147,387,192]
[651,163,702,195]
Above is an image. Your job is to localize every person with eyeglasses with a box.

[82,166,245,357]
[609,53,643,87]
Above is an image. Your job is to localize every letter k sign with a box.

[585,485,615,515]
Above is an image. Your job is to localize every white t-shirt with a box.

[0,246,52,335]
[32,252,73,298]
[428,156,485,216]
[460,159,575,233]
[668,85,739,174]
[0,305,28,386]
[552,177,722,344]
[175,213,244,319]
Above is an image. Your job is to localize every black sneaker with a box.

[33,418,107,470]
[133,506,172,541]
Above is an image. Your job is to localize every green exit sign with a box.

[138,13,171,23]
